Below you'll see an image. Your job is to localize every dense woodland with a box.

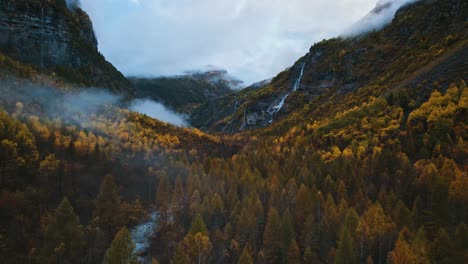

[0,0,467,263]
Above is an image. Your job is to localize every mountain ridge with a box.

[191,0,467,134]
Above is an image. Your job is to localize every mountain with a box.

[0,0,467,264]
[129,69,240,114]
[192,0,467,133]
[0,0,133,95]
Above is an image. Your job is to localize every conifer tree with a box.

[93,175,122,234]
[189,214,208,235]
[262,207,282,264]
[287,240,301,264]
[335,227,356,264]
[237,246,254,264]
[42,197,85,264]
[106,226,137,264]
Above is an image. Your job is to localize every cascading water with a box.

[268,60,306,121]
[292,62,306,91]
[130,211,158,263]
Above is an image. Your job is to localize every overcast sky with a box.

[80,0,381,84]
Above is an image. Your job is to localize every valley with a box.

[0,0,466,263]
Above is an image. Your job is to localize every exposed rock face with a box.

[0,0,133,94]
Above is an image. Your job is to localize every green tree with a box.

[189,214,208,235]
[262,207,282,264]
[335,227,356,264]
[392,200,412,230]
[93,175,122,234]
[429,228,453,264]
[287,240,301,264]
[105,227,137,264]
[238,245,254,264]
[42,197,85,264]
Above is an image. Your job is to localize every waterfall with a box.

[292,62,306,91]
[268,61,306,119]
[271,94,289,114]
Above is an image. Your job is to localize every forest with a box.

[0,0,467,263]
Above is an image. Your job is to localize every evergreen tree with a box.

[287,240,301,264]
[429,228,453,264]
[262,207,282,264]
[42,197,85,264]
[237,245,254,264]
[189,213,208,235]
[335,227,356,264]
[281,210,295,261]
[453,223,468,263]
[171,244,190,264]
[106,227,137,264]
[93,175,122,234]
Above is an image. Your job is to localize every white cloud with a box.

[343,0,420,37]
[130,99,188,126]
[81,0,380,84]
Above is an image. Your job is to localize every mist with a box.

[343,0,420,37]
[130,99,188,127]
[0,79,187,128]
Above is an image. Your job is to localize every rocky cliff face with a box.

[0,0,133,94]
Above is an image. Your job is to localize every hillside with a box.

[0,0,467,264]
[130,69,239,114]
[192,0,467,133]
[0,0,133,95]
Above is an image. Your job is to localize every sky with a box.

[80,0,401,85]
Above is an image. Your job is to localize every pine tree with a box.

[287,240,301,264]
[389,235,418,264]
[335,227,356,264]
[392,200,413,230]
[189,214,208,235]
[156,170,171,222]
[262,207,282,264]
[93,175,121,234]
[237,245,253,264]
[172,176,185,224]
[42,197,85,264]
[171,244,190,264]
[281,210,295,261]
[429,228,453,264]
[453,223,468,263]
[106,227,137,264]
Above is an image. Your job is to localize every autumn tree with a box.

[334,226,356,264]
[93,175,122,235]
[238,245,253,264]
[105,226,137,264]
[41,197,85,264]
[262,207,282,264]
[287,240,301,264]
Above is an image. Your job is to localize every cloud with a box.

[343,0,420,37]
[130,99,188,126]
[80,0,377,85]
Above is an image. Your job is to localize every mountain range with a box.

[0,0,466,263]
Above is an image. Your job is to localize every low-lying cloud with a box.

[130,99,188,127]
[343,0,420,37]
[0,79,188,127]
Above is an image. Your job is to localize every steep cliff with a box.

[0,0,133,94]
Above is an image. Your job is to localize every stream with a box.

[130,211,158,263]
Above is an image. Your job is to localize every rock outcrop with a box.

[0,0,133,94]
